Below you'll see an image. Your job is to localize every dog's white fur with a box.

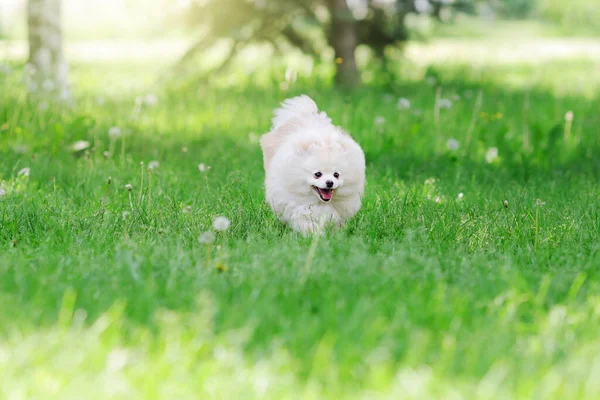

[260,95,365,235]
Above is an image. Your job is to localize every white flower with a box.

[0,187,6,198]
[457,192,464,200]
[397,98,411,110]
[18,167,30,177]
[198,163,211,172]
[148,160,160,170]
[374,116,386,126]
[446,138,460,151]
[42,79,55,92]
[122,211,131,220]
[108,127,122,139]
[198,231,215,244]
[485,147,499,164]
[434,196,442,204]
[438,98,452,109]
[70,140,90,152]
[535,199,545,207]
[125,184,133,192]
[212,216,231,231]
[144,93,158,106]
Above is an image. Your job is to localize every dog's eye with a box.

[333,172,340,178]
[314,172,322,178]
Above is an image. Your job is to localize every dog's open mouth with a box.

[313,186,334,202]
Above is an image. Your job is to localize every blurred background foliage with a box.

[1,0,599,88]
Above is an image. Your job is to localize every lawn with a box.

[1,49,600,399]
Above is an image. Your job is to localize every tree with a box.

[27,0,70,100]
[175,0,475,87]
[176,0,394,87]
[327,0,359,86]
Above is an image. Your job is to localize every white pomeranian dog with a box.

[260,95,366,235]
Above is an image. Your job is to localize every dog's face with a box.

[287,134,365,204]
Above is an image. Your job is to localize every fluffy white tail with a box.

[261,95,329,170]
[272,95,322,130]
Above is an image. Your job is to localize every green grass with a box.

[1,55,600,399]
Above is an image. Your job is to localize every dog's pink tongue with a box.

[321,189,333,200]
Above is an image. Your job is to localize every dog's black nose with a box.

[326,180,334,188]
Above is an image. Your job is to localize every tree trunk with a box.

[327,0,359,87]
[27,0,70,100]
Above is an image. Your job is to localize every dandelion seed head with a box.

[198,163,211,172]
[148,161,160,170]
[485,147,499,164]
[397,98,411,110]
[198,231,215,244]
[438,98,453,109]
[374,116,386,126]
[565,111,574,122]
[108,127,122,139]
[457,192,464,200]
[446,138,460,151]
[125,184,132,192]
[535,199,545,207]
[212,216,231,231]
[18,167,30,177]
[70,140,90,152]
